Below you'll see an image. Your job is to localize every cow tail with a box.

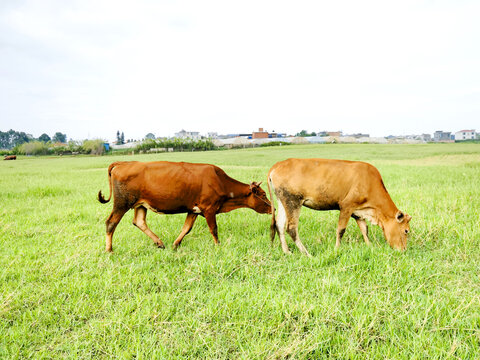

[267,173,277,244]
[98,162,117,204]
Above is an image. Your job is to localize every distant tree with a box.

[295,130,316,137]
[116,130,120,144]
[145,133,155,140]
[38,133,51,143]
[121,132,125,144]
[296,130,308,137]
[52,132,67,143]
[0,129,30,149]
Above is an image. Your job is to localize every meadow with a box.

[1,143,480,359]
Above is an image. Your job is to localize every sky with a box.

[1,0,479,141]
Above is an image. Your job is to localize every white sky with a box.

[1,0,479,141]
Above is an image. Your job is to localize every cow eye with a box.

[405,229,409,234]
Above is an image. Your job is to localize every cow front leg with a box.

[336,209,352,248]
[204,211,220,245]
[173,214,198,250]
[105,207,128,252]
[133,206,165,249]
[354,217,370,246]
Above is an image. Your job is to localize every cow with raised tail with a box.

[267,158,411,256]
[98,161,271,252]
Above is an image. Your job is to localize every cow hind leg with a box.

[336,209,353,248]
[275,200,291,254]
[133,206,165,249]
[285,204,311,257]
[105,207,128,252]
[354,217,370,246]
[173,214,198,250]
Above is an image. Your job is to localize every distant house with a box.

[326,131,342,137]
[433,131,452,142]
[455,129,476,141]
[175,129,200,140]
[207,132,218,139]
[252,128,269,139]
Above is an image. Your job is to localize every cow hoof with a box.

[157,243,165,249]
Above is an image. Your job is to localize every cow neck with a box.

[219,177,251,213]
[373,192,399,226]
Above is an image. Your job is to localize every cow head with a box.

[247,182,272,214]
[383,211,412,251]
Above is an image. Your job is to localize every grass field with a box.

[1,143,480,359]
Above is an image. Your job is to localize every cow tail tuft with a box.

[98,190,109,203]
[98,162,117,204]
[267,173,277,244]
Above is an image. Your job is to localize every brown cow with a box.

[267,158,411,255]
[98,161,271,252]
[4,155,16,160]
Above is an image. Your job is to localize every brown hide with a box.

[98,161,271,252]
[268,158,411,255]
[4,155,16,160]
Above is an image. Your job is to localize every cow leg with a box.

[275,200,291,254]
[336,209,352,248]
[172,214,198,250]
[353,216,370,245]
[204,211,220,245]
[105,207,128,252]
[132,206,165,249]
[285,205,311,257]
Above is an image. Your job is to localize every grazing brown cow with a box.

[4,155,16,160]
[267,158,411,255]
[98,161,271,252]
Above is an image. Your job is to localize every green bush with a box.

[136,138,218,152]
[260,141,290,147]
[82,139,105,155]
[19,141,51,155]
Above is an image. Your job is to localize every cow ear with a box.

[396,211,405,223]
[250,182,261,192]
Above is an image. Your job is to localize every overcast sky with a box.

[1,0,479,141]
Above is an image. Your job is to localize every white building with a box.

[455,129,476,141]
[174,129,201,140]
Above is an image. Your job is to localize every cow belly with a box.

[135,201,189,215]
[303,198,339,211]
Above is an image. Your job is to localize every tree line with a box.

[135,138,217,152]
[0,129,67,150]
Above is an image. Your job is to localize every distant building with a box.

[455,129,476,141]
[421,134,432,142]
[433,131,452,142]
[348,133,370,138]
[207,132,218,139]
[175,129,200,140]
[326,131,342,137]
[252,128,269,139]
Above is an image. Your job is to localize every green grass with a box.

[1,143,480,359]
